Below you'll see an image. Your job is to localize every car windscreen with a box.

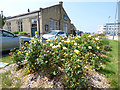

[47,31,57,35]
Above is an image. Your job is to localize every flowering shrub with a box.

[10,32,106,88]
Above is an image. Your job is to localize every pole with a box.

[113,0,118,40]
[38,11,40,36]
[107,16,111,35]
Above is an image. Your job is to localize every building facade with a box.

[3,2,72,36]
[70,23,77,34]
[97,22,120,35]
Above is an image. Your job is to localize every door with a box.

[31,19,37,37]
[31,27,37,37]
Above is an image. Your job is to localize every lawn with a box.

[0,55,12,64]
[0,52,13,69]
[100,39,118,88]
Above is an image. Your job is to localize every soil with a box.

[0,63,110,89]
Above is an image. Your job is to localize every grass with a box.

[100,39,118,88]
[0,70,13,88]
[0,55,12,64]
[0,70,21,88]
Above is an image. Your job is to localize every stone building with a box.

[3,1,72,36]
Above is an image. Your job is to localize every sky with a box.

[0,0,118,33]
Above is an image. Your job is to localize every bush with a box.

[10,33,106,88]
[104,45,111,51]
[18,32,28,35]
[13,32,19,34]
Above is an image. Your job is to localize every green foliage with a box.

[10,33,106,88]
[100,40,118,88]
[104,45,111,51]
[13,32,19,34]
[101,38,110,45]
[13,32,28,35]
[0,70,22,88]
[0,14,6,26]
[18,32,28,35]
[1,70,13,88]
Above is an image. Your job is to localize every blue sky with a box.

[0,0,117,33]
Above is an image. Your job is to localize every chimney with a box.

[28,9,30,12]
[40,8,43,11]
[59,1,63,7]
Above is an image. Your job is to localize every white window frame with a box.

[7,22,11,31]
[50,19,54,31]
[18,21,23,32]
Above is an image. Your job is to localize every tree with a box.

[0,14,6,28]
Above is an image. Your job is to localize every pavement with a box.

[105,35,119,41]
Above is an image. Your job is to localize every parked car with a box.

[0,29,33,52]
[75,31,84,36]
[41,30,66,42]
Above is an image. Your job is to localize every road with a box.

[0,51,10,58]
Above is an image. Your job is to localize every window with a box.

[31,19,37,28]
[63,23,67,33]
[18,21,23,32]
[50,19,59,31]
[55,21,58,30]
[7,22,11,31]
[58,31,64,34]
[50,20,54,30]
[63,15,68,21]
[2,31,14,37]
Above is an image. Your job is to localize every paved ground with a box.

[0,51,10,58]
[105,35,119,41]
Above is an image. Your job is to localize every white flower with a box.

[88,46,92,49]
[26,53,28,56]
[74,43,77,46]
[63,47,67,50]
[45,61,48,63]
[58,42,61,45]
[50,43,53,47]
[61,40,64,42]
[46,39,51,42]
[34,41,37,43]
[56,44,61,48]
[74,50,79,54]
[95,38,99,41]
[88,35,92,38]
[97,46,100,49]
[52,45,57,49]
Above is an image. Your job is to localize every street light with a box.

[113,0,118,40]
[107,16,111,35]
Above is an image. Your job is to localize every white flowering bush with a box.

[10,32,106,88]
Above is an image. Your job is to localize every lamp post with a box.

[1,11,3,29]
[107,16,111,35]
[38,11,40,36]
[113,0,118,40]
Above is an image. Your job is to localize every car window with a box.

[47,31,57,35]
[58,32,64,34]
[2,31,14,37]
